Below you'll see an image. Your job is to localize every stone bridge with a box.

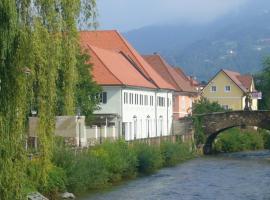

[195,111,270,154]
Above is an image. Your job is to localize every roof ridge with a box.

[157,55,182,91]
[87,44,124,85]
[80,30,118,33]
[221,69,247,92]
[119,52,158,88]
[114,31,154,82]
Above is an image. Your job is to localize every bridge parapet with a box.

[193,110,270,154]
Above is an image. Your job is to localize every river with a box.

[78,151,270,200]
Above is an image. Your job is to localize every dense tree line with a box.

[0,0,99,198]
[254,57,270,110]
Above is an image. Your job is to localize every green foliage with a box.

[0,0,98,198]
[75,51,101,123]
[192,98,226,146]
[260,129,270,149]
[193,117,206,146]
[161,141,193,167]
[132,142,163,174]
[52,142,109,193]
[92,140,138,182]
[51,140,194,195]
[43,166,67,198]
[213,128,265,153]
[192,97,226,115]
[254,57,270,110]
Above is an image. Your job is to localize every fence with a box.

[28,116,194,148]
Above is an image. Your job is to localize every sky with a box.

[97,0,249,32]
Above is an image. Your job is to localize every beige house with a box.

[202,69,260,110]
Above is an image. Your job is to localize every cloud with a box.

[97,0,248,31]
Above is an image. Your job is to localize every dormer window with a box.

[211,86,217,92]
[225,85,231,92]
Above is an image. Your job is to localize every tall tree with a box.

[254,57,270,110]
[0,0,98,198]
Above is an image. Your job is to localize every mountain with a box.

[124,0,270,81]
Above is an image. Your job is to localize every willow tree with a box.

[0,0,97,198]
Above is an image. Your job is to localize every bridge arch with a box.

[196,111,270,154]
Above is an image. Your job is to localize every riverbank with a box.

[45,139,195,199]
[78,150,270,200]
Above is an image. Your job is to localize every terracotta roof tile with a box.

[85,45,156,88]
[80,31,174,90]
[222,69,253,92]
[143,54,197,93]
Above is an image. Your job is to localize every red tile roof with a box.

[80,30,174,90]
[85,45,156,89]
[222,69,253,92]
[143,54,197,93]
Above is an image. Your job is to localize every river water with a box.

[79,151,270,200]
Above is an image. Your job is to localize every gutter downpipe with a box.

[155,90,158,137]
[167,91,169,136]
[120,87,123,139]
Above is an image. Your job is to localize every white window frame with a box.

[211,86,217,92]
[224,85,231,92]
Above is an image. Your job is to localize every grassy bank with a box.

[29,139,194,198]
[213,128,270,153]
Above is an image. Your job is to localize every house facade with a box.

[80,31,174,141]
[143,54,199,119]
[202,69,260,110]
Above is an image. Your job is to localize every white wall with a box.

[94,86,122,115]
[122,88,156,140]
[94,86,174,141]
[121,88,173,141]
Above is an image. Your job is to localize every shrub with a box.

[132,142,163,174]
[161,141,193,167]
[260,129,270,149]
[213,128,264,153]
[66,152,109,193]
[43,166,67,198]
[52,140,109,193]
[92,140,137,182]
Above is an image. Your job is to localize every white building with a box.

[80,31,174,140]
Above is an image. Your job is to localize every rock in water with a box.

[61,192,76,199]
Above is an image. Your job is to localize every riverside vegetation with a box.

[26,139,194,199]
[213,128,270,153]
[192,98,270,153]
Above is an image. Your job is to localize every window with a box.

[140,94,143,105]
[135,94,138,105]
[157,97,165,107]
[222,105,229,110]
[150,96,154,106]
[96,92,107,104]
[211,86,217,92]
[144,95,148,106]
[124,92,128,104]
[225,85,231,92]
[129,93,134,104]
[181,96,186,110]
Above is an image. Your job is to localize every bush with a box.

[132,142,163,174]
[161,141,193,167]
[51,139,193,195]
[260,129,270,149]
[52,144,109,193]
[92,140,138,182]
[213,128,264,153]
[43,166,67,198]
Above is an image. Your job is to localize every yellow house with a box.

[202,69,260,110]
